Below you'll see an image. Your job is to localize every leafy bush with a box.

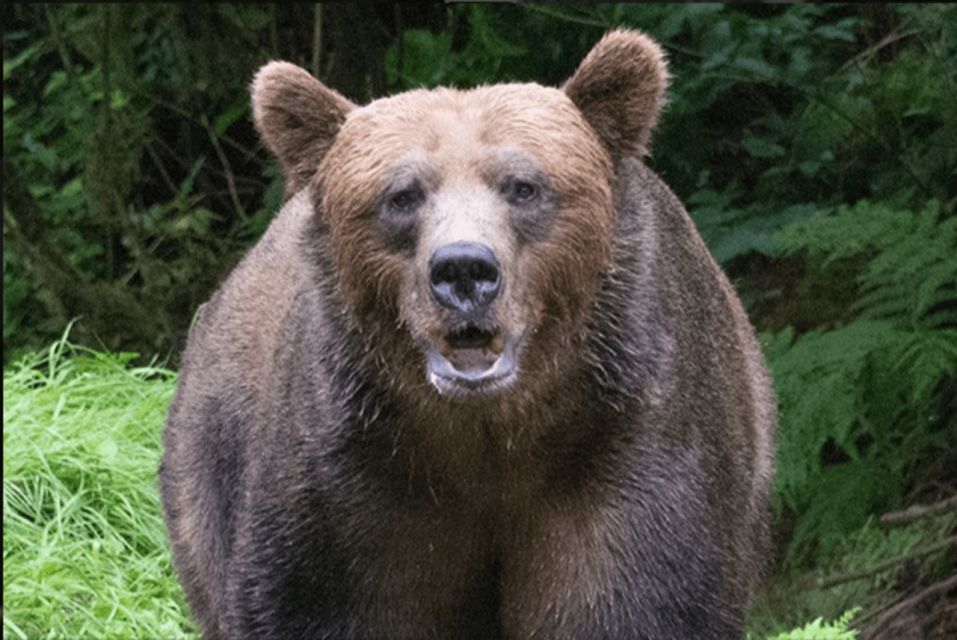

[767,199,957,560]
[3,5,284,361]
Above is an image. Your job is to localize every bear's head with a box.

[252,30,668,400]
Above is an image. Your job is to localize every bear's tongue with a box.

[441,327,503,374]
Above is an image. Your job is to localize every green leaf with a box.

[212,103,247,137]
[733,55,778,81]
[741,136,786,159]
[2,43,42,80]
[178,157,206,196]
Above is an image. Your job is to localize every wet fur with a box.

[160,29,775,640]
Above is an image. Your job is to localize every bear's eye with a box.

[388,188,423,213]
[506,180,539,204]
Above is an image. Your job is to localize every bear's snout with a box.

[428,242,502,314]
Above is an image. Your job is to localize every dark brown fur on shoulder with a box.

[161,28,775,640]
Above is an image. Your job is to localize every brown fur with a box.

[161,29,775,640]
[252,61,355,193]
[314,85,615,415]
[563,29,670,160]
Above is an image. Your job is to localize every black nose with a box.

[429,242,501,313]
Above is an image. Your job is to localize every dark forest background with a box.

[3,3,955,637]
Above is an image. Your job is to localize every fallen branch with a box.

[879,496,957,528]
[803,536,956,590]
[861,574,957,639]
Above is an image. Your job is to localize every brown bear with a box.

[160,29,775,640]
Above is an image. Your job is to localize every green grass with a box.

[3,334,196,639]
[3,334,870,639]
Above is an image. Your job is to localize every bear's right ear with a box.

[563,30,669,162]
[251,61,356,194]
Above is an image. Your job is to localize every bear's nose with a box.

[429,242,501,313]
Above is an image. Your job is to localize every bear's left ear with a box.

[563,29,669,162]
[252,61,356,194]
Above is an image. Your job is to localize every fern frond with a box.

[779,200,956,325]
[769,199,957,561]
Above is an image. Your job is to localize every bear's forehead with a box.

[356,84,579,133]
[327,83,608,187]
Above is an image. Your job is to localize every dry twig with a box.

[880,496,957,529]
[202,116,246,220]
[803,537,956,590]
[860,574,957,639]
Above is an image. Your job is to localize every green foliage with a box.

[652,3,957,263]
[749,513,955,635]
[763,608,860,640]
[3,5,282,359]
[767,200,957,560]
[2,331,195,639]
[777,201,957,331]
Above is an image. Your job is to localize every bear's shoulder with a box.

[179,190,318,398]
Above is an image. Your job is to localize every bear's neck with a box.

[308,285,644,497]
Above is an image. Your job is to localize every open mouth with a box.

[446,325,501,350]
[426,324,519,397]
